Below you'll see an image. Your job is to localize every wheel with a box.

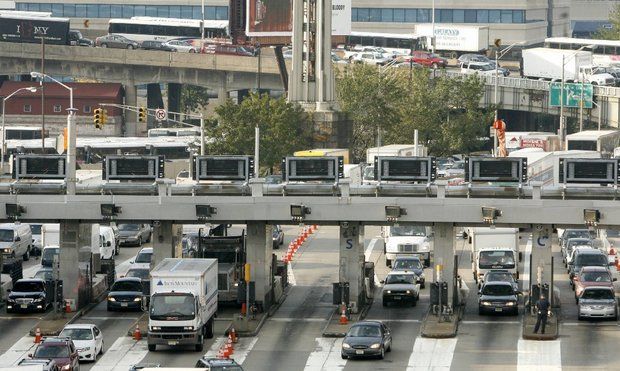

[341,353,347,359]
[23,247,30,261]
[107,304,113,312]
[99,341,104,355]
[412,298,417,307]
[115,244,119,256]
[420,282,425,289]
[378,345,385,359]
[205,318,214,339]
[101,43,108,48]
[189,49,196,53]
[127,44,134,50]
[195,335,204,352]
[146,233,151,243]
[138,237,143,246]
[148,344,156,351]
[387,342,392,352]
[386,259,391,267]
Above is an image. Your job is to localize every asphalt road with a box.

[1,226,619,370]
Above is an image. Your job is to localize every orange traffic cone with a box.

[339,304,348,325]
[230,326,238,343]
[217,348,225,359]
[34,328,41,344]
[225,338,234,354]
[241,302,247,316]
[615,256,620,271]
[64,300,71,313]
[133,325,142,341]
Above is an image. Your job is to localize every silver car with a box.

[381,271,420,306]
[578,286,617,320]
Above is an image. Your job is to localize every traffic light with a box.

[93,108,103,129]
[138,107,147,122]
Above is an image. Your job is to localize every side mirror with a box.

[380,280,385,284]
[28,353,32,358]
[130,261,134,264]
[614,278,618,282]
[107,241,111,247]
[14,236,20,242]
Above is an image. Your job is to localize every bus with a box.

[565,130,620,157]
[544,37,620,66]
[148,127,201,138]
[2,126,47,140]
[293,148,350,164]
[0,13,70,45]
[509,148,601,186]
[108,17,229,42]
[504,131,560,153]
[343,31,427,56]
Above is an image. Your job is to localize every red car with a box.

[405,51,447,68]
[30,337,80,371]
[573,266,616,302]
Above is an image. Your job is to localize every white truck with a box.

[413,24,490,59]
[465,227,520,285]
[365,144,429,181]
[41,224,60,247]
[522,48,616,86]
[381,225,433,267]
[147,258,217,352]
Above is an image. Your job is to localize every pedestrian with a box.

[533,293,551,334]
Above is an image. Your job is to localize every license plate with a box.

[393,296,401,300]
[495,308,503,312]
[121,303,128,307]
[167,341,178,346]
[355,350,364,355]
[20,304,27,309]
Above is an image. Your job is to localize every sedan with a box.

[163,39,200,53]
[95,34,139,49]
[381,271,420,306]
[578,286,617,320]
[107,277,144,311]
[391,255,425,288]
[342,321,392,359]
[483,269,518,291]
[573,266,616,302]
[140,40,175,51]
[59,324,104,362]
[478,281,521,315]
[272,225,284,249]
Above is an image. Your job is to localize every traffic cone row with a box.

[218,332,236,359]
[283,226,319,263]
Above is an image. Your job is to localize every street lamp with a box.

[493,41,525,156]
[2,86,38,174]
[30,71,76,195]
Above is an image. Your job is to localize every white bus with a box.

[148,127,201,137]
[344,31,427,56]
[545,37,620,66]
[565,130,620,157]
[509,148,600,186]
[2,126,47,140]
[108,17,229,42]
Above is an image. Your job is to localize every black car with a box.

[140,40,175,51]
[7,278,50,313]
[478,281,521,315]
[272,225,284,249]
[341,321,392,360]
[107,277,144,311]
[195,357,244,370]
[125,268,151,296]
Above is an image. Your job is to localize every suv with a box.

[391,255,425,288]
[562,237,592,266]
[460,61,497,76]
[381,271,420,306]
[195,357,244,370]
[483,269,518,291]
[7,278,50,313]
[30,337,79,371]
[351,52,390,66]
[407,51,447,68]
[568,248,609,286]
[478,281,521,315]
[457,53,509,76]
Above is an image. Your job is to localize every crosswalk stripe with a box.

[91,336,148,371]
[517,339,561,371]
[0,334,37,366]
[304,338,346,371]
[406,337,457,371]
[203,336,258,365]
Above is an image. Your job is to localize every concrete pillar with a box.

[217,73,228,105]
[147,83,164,128]
[531,225,553,287]
[246,222,274,309]
[151,222,182,270]
[339,222,364,313]
[59,223,93,311]
[124,82,138,136]
[167,83,181,121]
[432,223,456,309]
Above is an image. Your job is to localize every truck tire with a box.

[148,344,156,351]
[206,318,214,339]
[23,247,30,262]
[195,334,204,352]
[386,259,391,267]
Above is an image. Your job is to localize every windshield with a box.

[575,253,607,267]
[30,225,42,234]
[480,64,494,71]
[391,226,427,237]
[150,294,196,320]
[13,281,44,292]
[479,250,515,269]
[60,328,93,341]
[0,229,13,242]
[112,281,143,291]
[486,272,513,282]
[564,230,590,240]
[34,270,53,281]
[119,224,140,231]
[581,271,611,282]
[42,248,59,263]
[567,239,591,248]
[393,259,422,270]
[385,274,415,285]
[126,269,149,280]
[482,284,514,296]
[581,289,614,300]
[34,345,69,358]
[348,325,381,337]
[135,251,152,263]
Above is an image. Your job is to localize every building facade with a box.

[0,81,124,136]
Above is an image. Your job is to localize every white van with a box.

[99,226,116,260]
[0,223,32,261]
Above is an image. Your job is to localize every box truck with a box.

[465,227,520,285]
[381,225,433,267]
[147,258,218,352]
[522,48,615,85]
[413,24,489,58]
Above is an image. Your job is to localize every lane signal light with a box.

[138,107,147,122]
[93,108,103,129]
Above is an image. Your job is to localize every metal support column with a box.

[339,222,363,313]
[246,222,274,309]
[432,223,455,311]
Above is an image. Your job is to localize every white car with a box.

[162,39,199,53]
[129,247,153,270]
[59,324,104,362]
[351,52,390,66]
[460,61,497,76]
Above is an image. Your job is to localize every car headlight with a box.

[33,297,44,302]
[3,248,11,253]
[134,297,142,302]
[406,290,411,294]
[481,301,492,306]
[151,326,161,331]
[385,290,392,294]
[506,301,516,306]
[61,365,71,371]
[370,343,381,349]
[342,343,351,349]
[183,326,194,331]
[108,297,116,302]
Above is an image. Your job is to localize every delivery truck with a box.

[147,258,218,352]
[522,48,615,85]
[413,24,490,58]
[465,227,520,286]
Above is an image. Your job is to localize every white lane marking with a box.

[90,336,148,371]
[517,339,561,371]
[203,336,258,365]
[81,316,141,321]
[304,338,346,371]
[523,238,533,290]
[406,337,457,371]
[288,263,297,286]
[366,238,381,285]
[0,334,37,366]
[365,318,422,323]
[269,317,329,322]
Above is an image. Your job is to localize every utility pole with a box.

[560,55,565,148]
[40,36,45,151]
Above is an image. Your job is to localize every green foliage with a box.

[206,93,312,172]
[593,4,620,39]
[180,85,210,114]
[336,64,491,159]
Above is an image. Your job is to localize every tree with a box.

[180,85,210,115]
[206,93,312,173]
[594,4,620,39]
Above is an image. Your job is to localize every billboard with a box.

[246,0,351,37]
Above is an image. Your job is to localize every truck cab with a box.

[466,227,520,285]
[474,247,518,286]
[579,65,616,86]
[381,225,432,267]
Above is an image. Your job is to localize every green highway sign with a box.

[549,82,593,108]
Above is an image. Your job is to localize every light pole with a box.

[431,0,435,53]
[493,41,524,156]
[30,72,75,195]
[201,0,205,51]
[2,86,38,174]
[559,45,593,148]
